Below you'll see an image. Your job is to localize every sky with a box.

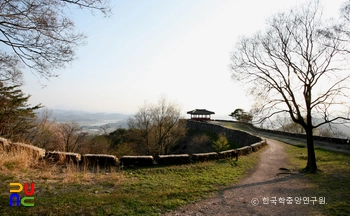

[21,0,346,119]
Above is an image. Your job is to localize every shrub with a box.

[212,134,230,152]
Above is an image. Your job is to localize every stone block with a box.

[157,154,191,165]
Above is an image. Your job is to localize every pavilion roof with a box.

[187,109,215,115]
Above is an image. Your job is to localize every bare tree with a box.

[128,103,153,154]
[78,135,111,154]
[340,1,350,28]
[0,0,111,84]
[128,96,186,156]
[275,115,305,134]
[56,122,87,152]
[25,108,57,148]
[230,1,350,173]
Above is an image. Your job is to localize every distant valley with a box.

[38,109,130,134]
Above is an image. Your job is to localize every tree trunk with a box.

[304,126,318,173]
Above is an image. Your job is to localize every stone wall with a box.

[82,154,119,167]
[7,142,45,158]
[186,120,262,147]
[45,151,81,163]
[119,140,267,167]
[0,119,267,168]
[156,154,191,165]
[0,137,118,168]
[215,119,349,144]
[0,137,9,151]
[120,156,154,166]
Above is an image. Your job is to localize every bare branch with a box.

[231,1,350,130]
[0,0,111,83]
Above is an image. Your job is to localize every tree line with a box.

[0,85,233,158]
[0,88,188,157]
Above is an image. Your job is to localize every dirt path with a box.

[164,139,323,216]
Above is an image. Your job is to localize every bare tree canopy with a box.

[0,0,111,84]
[341,0,350,23]
[128,96,186,156]
[57,121,87,152]
[230,0,350,173]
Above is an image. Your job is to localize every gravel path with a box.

[164,139,323,216]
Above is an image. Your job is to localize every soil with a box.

[164,139,324,216]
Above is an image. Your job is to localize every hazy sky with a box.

[21,0,345,118]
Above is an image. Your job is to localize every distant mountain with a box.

[36,109,130,134]
[274,117,349,139]
[44,109,128,124]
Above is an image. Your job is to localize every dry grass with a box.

[1,143,261,215]
[0,148,39,174]
[0,148,123,184]
[1,134,259,215]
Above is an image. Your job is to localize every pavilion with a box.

[187,109,215,121]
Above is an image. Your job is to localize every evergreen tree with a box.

[0,82,41,141]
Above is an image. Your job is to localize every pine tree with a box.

[0,82,41,141]
[213,134,230,152]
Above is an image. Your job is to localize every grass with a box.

[285,144,350,216]
[0,148,260,215]
[221,122,251,131]
[4,123,348,215]
[223,121,350,215]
